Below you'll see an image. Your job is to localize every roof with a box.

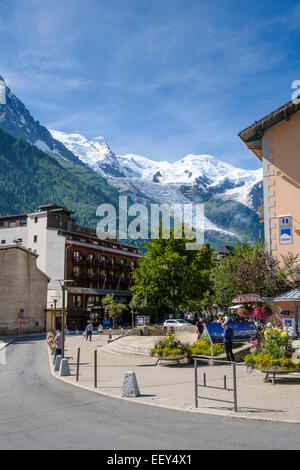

[0,213,27,222]
[272,287,300,302]
[37,204,73,214]
[238,99,300,159]
[0,244,38,257]
[0,245,50,281]
[73,225,116,241]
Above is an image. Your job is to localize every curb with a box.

[0,336,17,351]
[45,344,298,425]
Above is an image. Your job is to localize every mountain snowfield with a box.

[50,130,262,213]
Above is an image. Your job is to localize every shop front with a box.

[270,287,300,336]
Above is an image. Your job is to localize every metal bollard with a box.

[194,359,198,408]
[232,363,238,412]
[94,350,97,388]
[224,375,227,390]
[76,347,80,381]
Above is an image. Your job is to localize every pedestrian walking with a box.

[196,317,204,341]
[85,322,93,341]
[54,329,62,361]
[222,322,234,362]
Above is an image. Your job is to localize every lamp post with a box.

[57,280,74,358]
[51,296,60,331]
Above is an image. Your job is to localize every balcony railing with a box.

[73,256,86,264]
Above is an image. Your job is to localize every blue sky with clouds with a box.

[1,0,300,169]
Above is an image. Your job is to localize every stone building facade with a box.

[0,245,49,334]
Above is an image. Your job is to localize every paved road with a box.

[0,336,299,450]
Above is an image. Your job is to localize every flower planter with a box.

[154,353,188,366]
[259,367,299,384]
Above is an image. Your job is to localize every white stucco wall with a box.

[0,226,28,246]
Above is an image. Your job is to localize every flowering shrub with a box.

[150,333,188,357]
[253,304,273,319]
[244,326,297,371]
[236,302,273,319]
[46,331,55,350]
[237,306,253,318]
[190,336,224,356]
[189,335,242,357]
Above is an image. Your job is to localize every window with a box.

[33,235,38,243]
[1,240,5,244]
[34,217,38,224]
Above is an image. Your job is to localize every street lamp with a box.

[50,296,61,331]
[56,280,74,357]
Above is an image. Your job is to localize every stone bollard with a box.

[59,358,71,376]
[122,371,140,397]
[54,355,62,372]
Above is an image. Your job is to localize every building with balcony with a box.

[0,204,142,330]
[239,99,300,261]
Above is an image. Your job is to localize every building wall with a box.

[0,248,48,334]
[262,110,300,261]
[0,226,28,247]
[45,228,65,309]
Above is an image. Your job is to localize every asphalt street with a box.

[0,336,299,450]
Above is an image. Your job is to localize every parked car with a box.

[163,319,192,327]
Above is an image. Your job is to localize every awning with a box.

[232,294,262,303]
[229,305,242,310]
[272,287,300,302]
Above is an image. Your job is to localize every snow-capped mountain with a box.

[50,130,263,243]
[0,73,263,246]
[51,130,262,211]
[0,76,84,166]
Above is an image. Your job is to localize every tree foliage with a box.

[210,239,300,308]
[102,294,127,328]
[130,226,213,318]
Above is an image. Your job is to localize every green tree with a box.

[210,239,300,308]
[102,294,127,329]
[131,226,213,319]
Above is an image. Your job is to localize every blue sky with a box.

[1,0,300,169]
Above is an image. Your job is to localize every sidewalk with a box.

[48,333,300,423]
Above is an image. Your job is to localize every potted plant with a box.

[237,305,253,318]
[252,303,273,320]
[150,333,189,364]
[190,335,225,356]
[244,327,299,380]
[46,331,55,354]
